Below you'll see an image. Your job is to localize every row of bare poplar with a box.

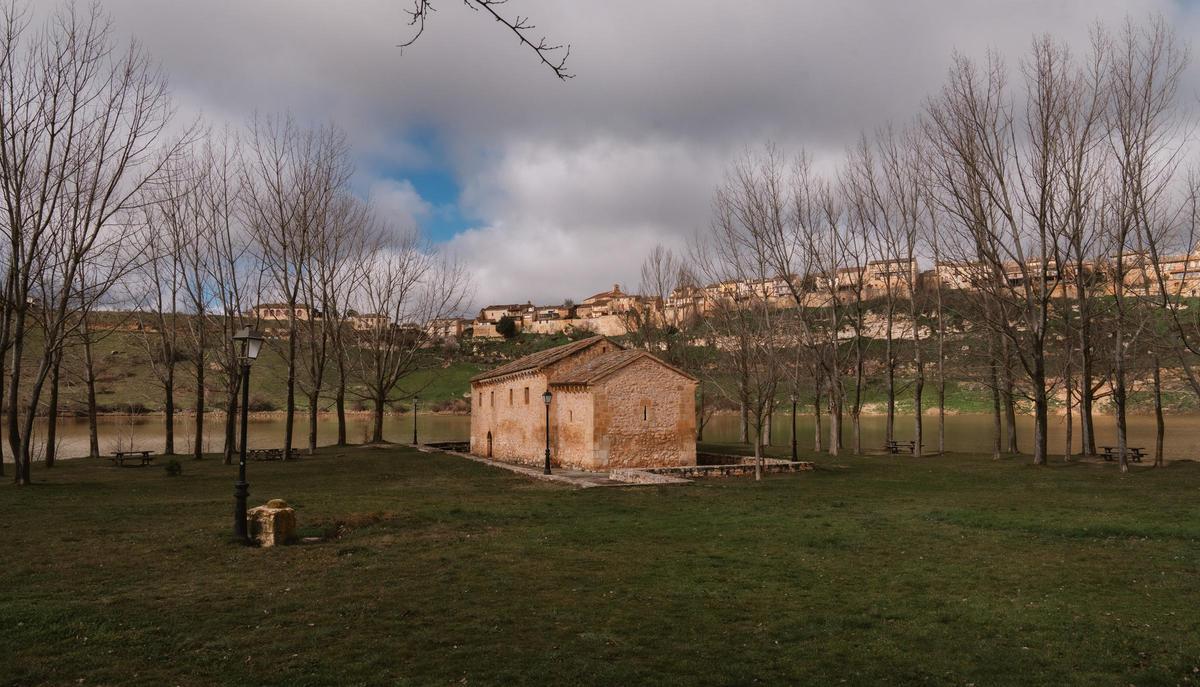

[636,17,1199,476]
[0,3,469,485]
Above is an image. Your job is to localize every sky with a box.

[93,0,1200,309]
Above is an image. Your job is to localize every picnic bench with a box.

[109,450,154,467]
[885,440,919,455]
[248,448,300,461]
[1100,446,1144,463]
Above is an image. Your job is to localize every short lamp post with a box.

[790,392,798,462]
[542,389,553,475]
[232,326,264,544]
[412,394,419,445]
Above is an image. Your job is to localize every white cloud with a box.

[368,178,432,231]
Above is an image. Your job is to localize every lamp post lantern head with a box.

[542,390,552,406]
[233,327,264,366]
[789,392,798,403]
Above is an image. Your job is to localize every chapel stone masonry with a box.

[469,336,697,470]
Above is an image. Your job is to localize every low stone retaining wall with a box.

[607,469,693,485]
[632,460,814,479]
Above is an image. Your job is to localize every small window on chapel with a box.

[478,393,482,407]
[569,410,574,422]
[509,388,513,405]
[524,387,529,404]
[643,404,648,421]
[490,391,494,407]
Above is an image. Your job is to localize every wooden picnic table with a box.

[885,440,918,455]
[248,448,300,461]
[109,450,154,467]
[1100,446,1144,463]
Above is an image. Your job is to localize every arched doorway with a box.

[486,431,493,458]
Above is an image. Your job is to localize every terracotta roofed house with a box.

[469,335,697,470]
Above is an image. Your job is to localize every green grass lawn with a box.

[2,446,1199,686]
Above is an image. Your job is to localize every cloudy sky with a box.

[96,0,1200,308]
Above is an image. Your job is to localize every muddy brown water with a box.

[3,410,1198,462]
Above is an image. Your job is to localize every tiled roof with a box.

[469,336,614,383]
[482,303,530,311]
[550,349,697,386]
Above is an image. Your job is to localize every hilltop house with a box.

[469,336,697,470]
[253,302,323,321]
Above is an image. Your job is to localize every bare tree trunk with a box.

[45,351,62,467]
[371,397,386,444]
[83,332,100,460]
[194,339,205,460]
[1153,355,1164,468]
[885,312,896,443]
[336,384,348,445]
[1001,340,1018,454]
[284,318,297,460]
[936,276,946,455]
[912,312,924,458]
[223,389,238,465]
[163,362,175,455]
[828,390,840,457]
[1063,351,1073,462]
[307,391,319,454]
[8,309,29,484]
[738,399,748,444]
[1077,285,1097,457]
[853,338,863,455]
[989,351,1002,461]
[753,423,763,481]
[812,382,823,452]
[0,353,6,477]
[1031,362,1048,466]
[1115,318,1129,474]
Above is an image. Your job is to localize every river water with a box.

[5,411,1198,461]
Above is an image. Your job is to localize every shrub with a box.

[246,395,276,412]
[164,459,183,477]
[496,315,519,339]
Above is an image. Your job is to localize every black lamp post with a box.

[790,392,798,462]
[412,394,419,445]
[232,326,264,544]
[542,389,552,474]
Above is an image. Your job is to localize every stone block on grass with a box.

[248,499,296,547]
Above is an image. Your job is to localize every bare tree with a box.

[191,132,257,465]
[693,148,792,478]
[923,36,1112,466]
[1103,17,1188,472]
[0,1,181,483]
[350,227,470,444]
[130,164,195,456]
[298,194,378,453]
[243,115,350,460]
[400,0,573,80]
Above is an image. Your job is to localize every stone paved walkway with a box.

[413,444,813,488]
